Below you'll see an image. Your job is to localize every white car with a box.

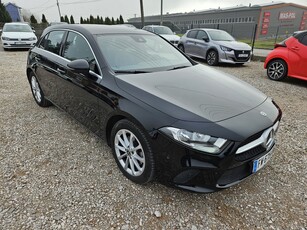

[0,23,37,50]
[142,25,180,46]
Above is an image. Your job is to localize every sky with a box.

[3,0,307,23]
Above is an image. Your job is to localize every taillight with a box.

[274,42,287,49]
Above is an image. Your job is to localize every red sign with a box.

[304,11,307,15]
[261,29,268,35]
[263,18,270,23]
[262,23,269,29]
[301,21,306,26]
[303,15,307,20]
[264,12,271,17]
[279,12,296,20]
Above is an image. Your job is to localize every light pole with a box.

[140,0,144,28]
[160,0,163,25]
[56,0,62,21]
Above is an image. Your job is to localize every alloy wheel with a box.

[114,129,145,176]
[207,51,217,65]
[31,76,42,103]
[268,61,285,80]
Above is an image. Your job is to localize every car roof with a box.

[46,24,148,35]
[4,22,30,26]
[145,25,168,28]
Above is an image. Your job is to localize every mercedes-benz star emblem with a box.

[260,111,267,117]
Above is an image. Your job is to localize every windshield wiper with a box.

[167,65,190,71]
[114,70,151,74]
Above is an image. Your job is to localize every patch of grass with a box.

[239,38,285,49]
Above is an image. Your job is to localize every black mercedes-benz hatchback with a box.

[26,24,282,193]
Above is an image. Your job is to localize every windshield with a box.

[207,30,235,41]
[95,34,192,72]
[153,26,173,35]
[3,24,33,32]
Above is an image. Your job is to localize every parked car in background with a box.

[26,24,282,193]
[178,28,252,66]
[0,22,37,50]
[264,30,307,81]
[142,25,180,46]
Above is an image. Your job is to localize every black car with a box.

[26,24,282,193]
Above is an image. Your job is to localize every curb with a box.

[252,55,266,62]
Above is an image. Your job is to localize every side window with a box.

[45,31,65,55]
[39,34,48,49]
[187,30,198,39]
[63,32,98,73]
[196,30,208,40]
[299,34,307,46]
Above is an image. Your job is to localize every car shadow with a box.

[191,57,248,68]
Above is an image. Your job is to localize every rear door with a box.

[183,30,198,56]
[33,30,66,108]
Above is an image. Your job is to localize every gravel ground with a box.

[0,48,306,229]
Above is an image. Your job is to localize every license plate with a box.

[238,54,249,57]
[15,42,26,45]
[252,150,273,173]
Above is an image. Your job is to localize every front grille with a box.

[21,38,31,41]
[8,38,19,41]
[234,50,250,61]
[235,145,266,161]
[170,40,179,45]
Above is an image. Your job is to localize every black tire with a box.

[235,63,244,66]
[110,119,155,184]
[29,72,52,107]
[178,44,185,52]
[206,50,219,66]
[266,59,288,81]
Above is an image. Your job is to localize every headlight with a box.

[1,37,10,41]
[159,127,229,154]
[29,37,37,41]
[220,45,233,52]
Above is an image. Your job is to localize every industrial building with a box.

[128,2,307,39]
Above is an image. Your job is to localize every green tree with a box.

[105,17,111,25]
[116,18,120,24]
[41,14,48,24]
[89,15,94,24]
[60,16,65,22]
[30,14,38,24]
[64,15,70,23]
[70,15,75,24]
[80,17,84,24]
[111,17,115,25]
[0,3,12,22]
[119,15,124,24]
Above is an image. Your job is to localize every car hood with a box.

[213,40,251,50]
[115,64,267,122]
[1,32,36,39]
[160,34,180,41]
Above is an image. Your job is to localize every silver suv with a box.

[178,28,251,66]
[142,25,180,46]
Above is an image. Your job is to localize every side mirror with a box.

[32,30,36,33]
[203,37,209,42]
[67,59,90,75]
[0,29,2,33]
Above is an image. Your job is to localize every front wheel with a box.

[206,50,219,66]
[178,44,185,52]
[29,73,52,107]
[267,59,288,81]
[110,119,155,184]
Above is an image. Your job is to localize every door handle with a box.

[34,56,41,61]
[57,67,66,74]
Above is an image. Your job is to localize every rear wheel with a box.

[267,59,288,81]
[29,73,52,107]
[206,50,219,66]
[110,119,155,184]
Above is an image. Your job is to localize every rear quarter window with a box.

[187,30,198,39]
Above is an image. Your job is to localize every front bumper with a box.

[2,40,36,49]
[153,120,280,193]
[219,49,251,64]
